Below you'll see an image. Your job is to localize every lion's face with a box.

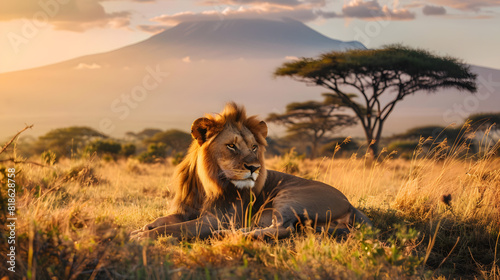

[190,107,268,190]
[209,125,264,189]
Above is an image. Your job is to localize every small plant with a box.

[275,148,304,174]
[41,150,57,165]
[63,164,100,186]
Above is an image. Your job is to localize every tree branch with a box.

[0,125,34,155]
[320,80,366,126]
[0,158,46,167]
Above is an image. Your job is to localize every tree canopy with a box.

[35,126,107,158]
[275,44,477,156]
[125,128,163,141]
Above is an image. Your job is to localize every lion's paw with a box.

[129,229,152,241]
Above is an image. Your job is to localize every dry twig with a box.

[0,124,33,155]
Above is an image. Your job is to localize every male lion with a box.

[130,103,371,241]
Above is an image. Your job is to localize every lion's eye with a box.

[227,144,236,151]
[252,145,258,152]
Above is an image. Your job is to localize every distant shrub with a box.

[84,139,122,160]
[143,129,191,156]
[388,141,419,159]
[138,143,167,163]
[121,144,136,158]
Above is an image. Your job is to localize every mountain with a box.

[101,18,365,62]
[21,18,365,71]
[125,18,365,59]
[1,18,499,140]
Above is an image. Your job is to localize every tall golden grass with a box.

[1,125,499,279]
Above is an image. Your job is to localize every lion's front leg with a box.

[243,224,294,240]
[130,213,185,238]
[131,213,220,241]
[142,213,185,230]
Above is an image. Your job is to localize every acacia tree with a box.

[267,95,357,158]
[275,45,477,156]
[35,126,107,158]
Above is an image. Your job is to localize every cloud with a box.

[74,63,102,70]
[201,0,308,7]
[137,24,169,34]
[342,0,415,20]
[149,0,414,31]
[152,3,336,26]
[0,0,132,32]
[315,9,339,19]
[425,0,500,11]
[343,0,385,18]
[422,5,447,15]
[383,6,416,20]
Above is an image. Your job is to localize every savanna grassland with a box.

[1,135,500,279]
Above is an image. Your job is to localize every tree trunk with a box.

[369,142,379,158]
[362,125,375,158]
[371,119,385,159]
[311,139,318,159]
[362,125,380,158]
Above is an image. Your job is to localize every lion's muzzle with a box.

[231,171,259,189]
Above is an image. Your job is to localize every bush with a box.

[84,139,122,159]
[388,141,419,159]
[143,129,191,156]
[138,143,167,163]
[121,144,136,157]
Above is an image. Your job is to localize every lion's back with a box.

[260,170,352,220]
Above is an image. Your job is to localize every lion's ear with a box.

[191,117,215,146]
[258,121,268,138]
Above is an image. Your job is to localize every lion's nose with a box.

[244,164,260,174]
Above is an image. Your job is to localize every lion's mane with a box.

[170,103,267,218]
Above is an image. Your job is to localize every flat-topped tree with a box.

[266,94,357,158]
[266,94,356,158]
[274,45,477,156]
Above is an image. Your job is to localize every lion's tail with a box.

[351,207,373,228]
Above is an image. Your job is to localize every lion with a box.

[130,103,371,241]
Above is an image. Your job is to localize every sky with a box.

[1,0,500,74]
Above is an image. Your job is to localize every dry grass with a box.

[1,133,499,279]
